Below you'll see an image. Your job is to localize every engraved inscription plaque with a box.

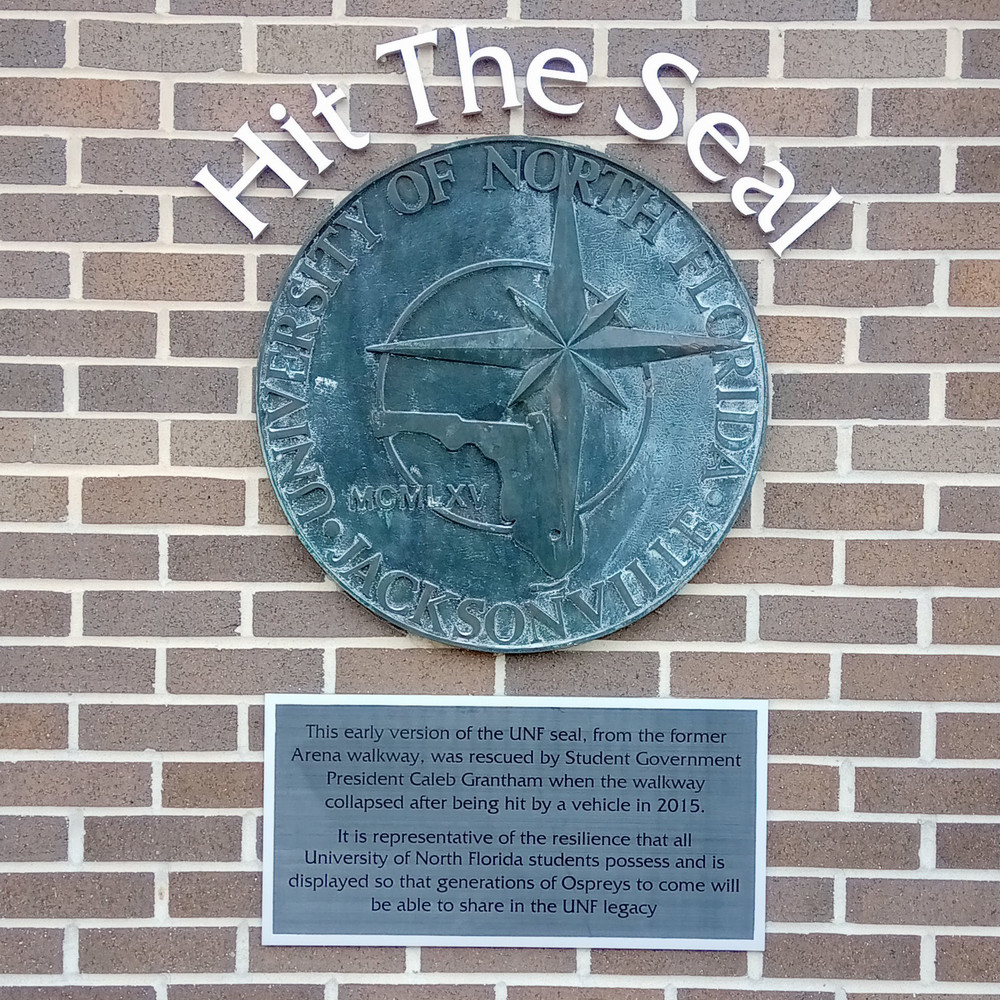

[264,695,767,949]
[257,139,767,651]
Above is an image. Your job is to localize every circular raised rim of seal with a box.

[257,137,768,653]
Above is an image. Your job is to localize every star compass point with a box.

[367,154,748,581]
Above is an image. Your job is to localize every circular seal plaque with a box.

[258,138,766,653]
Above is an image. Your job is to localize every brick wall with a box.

[1,0,999,995]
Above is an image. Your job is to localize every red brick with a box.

[606,141,768,197]
[856,767,1000,814]
[937,936,1000,982]
[258,23,409,75]
[952,260,1000,307]
[862,315,1000,363]
[85,815,242,861]
[0,816,67,861]
[338,647,496,696]
[934,598,1000,645]
[505,650,657,697]
[873,88,1000,136]
[523,0,674,14]
[171,990,320,1000]
[343,989,492,1000]
[774,259,934,307]
[0,476,67,521]
[757,314,845,363]
[700,0,855,15]
[781,144,939,195]
[847,539,1000,587]
[172,0,326,12]
[0,646,154,693]
[767,877,834,922]
[871,202,1000,251]
[768,821,919,869]
[947,372,1000,419]
[671,652,828,699]
[0,704,67,749]
[762,425,837,472]
[79,365,237,413]
[80,704,237,751]
[937,713,1000,759]
[770,710,919,758]
[693,536,833,585]
[0,417,158,464]
[0,873,152,918]
[256,254,294,301]
[0,0,153,8]
[169,534,322,583]
[257,141,416,194]
[591,950,745,976]
[765,482,923,531]
[170,310,263,358]
[84,591,241,637]
[83,253,243,302]
[0,532,157,580]
[174,82,348,133]
[0,251,68,297]
[937,823,1000,869]
[772,373,928,420]
[697,87,858,136]
[162,762,262,808]
[682,993,831,1000]
[763,933,919,979]
[0,136,64,184]
[83,137,243,187]
[843,654,1000,702]
[0,762,149,806]
[873,0,999,15]
[696,197,853,251]
[83,476,244,526]
[79,20,239,72]
[248,927,403,972]
[608,28,769,78]
[849,878,1000,925]
[760,597,916,644]
[769,764,839,811]
[0,309,156,357]
[173,194,328,247]
[854,426,1000,474]
[249,704,263,751]
[167,648,322,694]
[0,929,63,974]
[964,29,1000,76]
[170,420,260,468]
[421,948,575,973]
[355,83,512,136]
[0,364,62,411]
[253,591,399,638]
[78,928,235,974]
[0,194,157,243]
[169,871,260,917]
[0,591,70,637]
[509,992,657,1000]
[0,78,158,128]
[349,0,504,12]
[785,28,945,78]
[957,146,1000,192]
[616,595,745,641]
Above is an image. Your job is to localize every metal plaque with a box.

[264,695,767,949]
[257,139,766,651]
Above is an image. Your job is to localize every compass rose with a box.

[368,156,745,580]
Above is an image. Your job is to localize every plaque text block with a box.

[264,695,766,949]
